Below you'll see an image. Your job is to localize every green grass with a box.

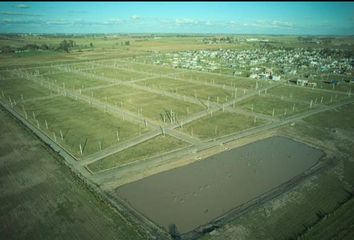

[87,84,204,123]
[83,66,154,81]
[312,75,353,93]
[177,71,273,90]
[119,61,185,75]
[343,160,354,188]
[137,77,189,91]
[0,50,79,68]
[181,110,267,140]
[84,84,147,100]
[201,172,352,240]
[87,135,189,172]
[268,85,350,105]
[23,66,64,76]
[300,197,354,240]
[0,76,53,101]
[238,95,310,118]
[177,83,234,103]
[15,96,148,158]
[304,103,354,129]
[45,71,107,89]
[0,108,145,240]
[137,77,234,103]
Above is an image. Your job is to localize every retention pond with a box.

[115,136,324,234]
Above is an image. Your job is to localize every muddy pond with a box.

[115,136,324,234]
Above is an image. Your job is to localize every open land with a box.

[0,108,147,240]
[0,34,353,240]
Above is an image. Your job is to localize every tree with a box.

[68,39,75,48]
[20,44,39,51]
[90,42,94,47]
[1,45,15,54]
[40,43,49,50]
[58,39,70,53]
[125,40,130,46]
[57,39,75,53]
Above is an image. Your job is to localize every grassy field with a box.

[83,84,204,123]
[1,34,353,240]
[312,75,353,93]
[137,76,234,103]
[299,197,354,240]
[200,171,352,240]
[44,71,107,89]
[175,71,273,90]
[238,95,310,118]
[87,135,189,172]
[137,76,189,91]
[83,66,155,81]
[304,103,354,129]
[14,96,148,158]
[124,61,186,75]
[0,75,54,101]
[181,110,268,140]
[268,85,351,104]
[21,66,65,76]
[0,108,145,240]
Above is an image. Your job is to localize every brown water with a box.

[115,136,323,234]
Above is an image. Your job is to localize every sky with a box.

[0,2,353,35]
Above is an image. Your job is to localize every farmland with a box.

[0,108,146,240]
[0,33,353,240]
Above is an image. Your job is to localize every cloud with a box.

[131,15,140,21]
[107,18,123,24]
[175,18,200,26]
[238,20,295,29]
[269,20,294,28]
[14,4,30,9]
[173,18,226,28]
[72,19,124,26]
[0,11,41,17]
[0,19,43,25]
[45,20,69,25]
[0,18,125,27]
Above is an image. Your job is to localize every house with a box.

[250,73,259,79]
[272,75,281,81]
[297,79,308,86]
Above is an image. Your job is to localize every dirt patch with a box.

[114,136,324,234]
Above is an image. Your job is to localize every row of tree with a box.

[0,39,94,54]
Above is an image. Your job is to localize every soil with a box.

[115,136,323,233]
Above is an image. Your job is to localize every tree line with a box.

[0,39,94,54]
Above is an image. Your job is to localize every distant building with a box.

[246,38,259,42]
[297,79,308,86]
[272,75,281,81]
[250,73,258,79]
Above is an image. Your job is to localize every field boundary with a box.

[181,147,336,240]
[0,98,171,240]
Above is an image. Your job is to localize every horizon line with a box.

[1,32,353,37]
